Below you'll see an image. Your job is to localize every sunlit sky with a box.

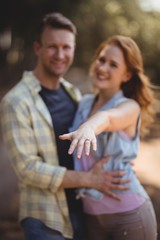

[140,0,160,11]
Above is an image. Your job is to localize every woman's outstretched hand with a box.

[59,124,97,159]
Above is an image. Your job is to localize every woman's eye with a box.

[99,57,105,64]
[110,62,118,68]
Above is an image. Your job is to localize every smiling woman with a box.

[60,35,157,240]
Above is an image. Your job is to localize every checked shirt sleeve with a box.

[0,97,66,192]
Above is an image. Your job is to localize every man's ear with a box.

[33,41,41,56]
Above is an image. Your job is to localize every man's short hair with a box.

[35,12,77,42]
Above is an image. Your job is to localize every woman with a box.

[60,35,157,240]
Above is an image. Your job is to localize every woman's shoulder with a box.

[82,93,94,100]
[79,93,95,105]
[76,94,95,113]
[115,95,138,107]
[117,98,140,110]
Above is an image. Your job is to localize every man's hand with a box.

[60,157,131,201]
[87,157,131,201]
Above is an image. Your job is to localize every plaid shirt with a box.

[0,71,81,238]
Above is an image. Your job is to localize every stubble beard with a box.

[43,64,65,79]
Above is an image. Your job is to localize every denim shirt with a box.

[71,90,149,200]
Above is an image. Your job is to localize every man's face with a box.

[34,27,75,78]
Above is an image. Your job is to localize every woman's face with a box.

[92,44,131,94]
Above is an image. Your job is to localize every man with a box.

[0,13,129,240]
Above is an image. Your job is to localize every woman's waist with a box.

[82,193,146,215]
[80,154,136,174]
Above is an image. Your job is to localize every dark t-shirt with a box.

[39,84,82,213]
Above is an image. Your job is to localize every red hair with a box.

[90,35,156,135]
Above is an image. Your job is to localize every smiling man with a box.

[0,13,130,240]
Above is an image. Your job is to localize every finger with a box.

[105,190,121,201]
[68,139,79,155]
[111,184,130,191]
[130,160,135,166]
[59,133,72,140]
[97,156,109,166]
[84,140,91,156]
[76,139,86,159]
[109,170,126,177]
[91,138,97,151]
[112,177,131,184]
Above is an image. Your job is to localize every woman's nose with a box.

[99,62,109,72]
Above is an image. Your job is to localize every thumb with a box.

[59,133,72,140]
[98,156,109,166]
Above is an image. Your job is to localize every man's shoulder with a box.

[61,78,79,91]
[1,72,32,107]
[61,78,82,102]
[2,82,23,102]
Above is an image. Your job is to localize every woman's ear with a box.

[123,71,132,83]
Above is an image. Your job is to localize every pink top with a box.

[82,193,145,215]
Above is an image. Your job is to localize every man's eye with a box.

[48,45,55,49]
[64,46,71,50]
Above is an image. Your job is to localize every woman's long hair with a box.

[90,35,156,135]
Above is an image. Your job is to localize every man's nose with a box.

[55,48,65,59]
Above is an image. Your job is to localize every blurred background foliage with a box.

[0,0,160,94]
